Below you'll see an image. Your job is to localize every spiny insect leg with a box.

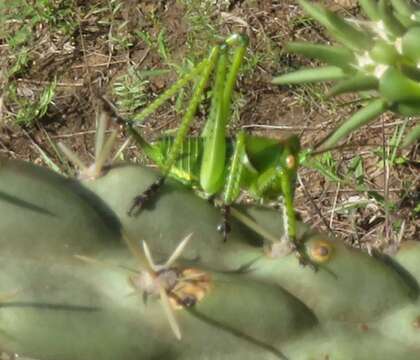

[128,176,166,216]
[216,204,231,242]
[216,132,246,241]
[280,176,318,271]
[129,48,220,217]
[162,46,220,174]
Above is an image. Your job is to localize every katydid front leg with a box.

[279,171,317,271]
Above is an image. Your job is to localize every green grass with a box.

[113,68,150,114]
[1,0,76,125]
[6,79,57,125]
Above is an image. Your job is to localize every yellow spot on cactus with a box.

[307,239,334,264]
[169,268,212,310]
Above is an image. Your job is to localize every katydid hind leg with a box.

[128,48,220,216]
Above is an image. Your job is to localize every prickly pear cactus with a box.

[274,0,420,149]
[1,157,420,359]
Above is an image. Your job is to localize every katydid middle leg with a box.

[214,131,247,241]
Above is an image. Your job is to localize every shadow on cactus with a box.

[273,0,420,150]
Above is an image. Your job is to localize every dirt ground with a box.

[0,0,419,250]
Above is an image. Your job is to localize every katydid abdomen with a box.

[151,133,301,204]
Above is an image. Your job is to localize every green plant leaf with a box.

[390,0,414,17]
[378,0,407,37]
[380,68,420,103]
[286,42,355,70]
[402,125,420,147]
[298,0,373,51]
[325,10,373,50]
[327,75,378,97]
[272,66,346,85]
[359,0,381,20]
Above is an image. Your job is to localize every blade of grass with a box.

[402,125,420,147]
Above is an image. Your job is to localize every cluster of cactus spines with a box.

[76,232,199,341]
[57,111,120,180]
[274,0,420,150]
[1,151,420,359]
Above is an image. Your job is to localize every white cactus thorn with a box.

[57,142,88,173]
[59,111,118,180]
[159,287,182,340]
[164,233,193,269]
[140,233,194,340]
[142,233,193,273]
[142,240,159,272]
[94,130,117,177]
[95,111,108,162]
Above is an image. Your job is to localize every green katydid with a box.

[103,34,313,268]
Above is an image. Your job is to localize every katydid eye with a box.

[286,155,296,169]
[307,239,334,263]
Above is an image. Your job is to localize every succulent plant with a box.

[273,0,420,150]
[1,155,420,359]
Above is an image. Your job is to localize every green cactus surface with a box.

[1,159,420,359]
